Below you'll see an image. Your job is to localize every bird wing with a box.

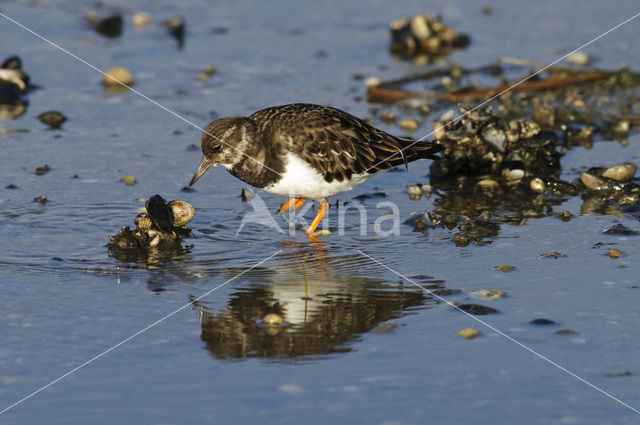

[252,104,441,183]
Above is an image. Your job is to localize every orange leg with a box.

[306,199,329,234]
[294,197,307,211]
[278,197,306,214]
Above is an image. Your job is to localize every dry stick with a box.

[367,70,613,104]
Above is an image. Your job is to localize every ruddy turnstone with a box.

[189,103,443,234]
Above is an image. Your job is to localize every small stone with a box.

[262,313,283,326]
[457,328,479,339]
[605,370,632,377]
[5,184,18,189]
[456,304,499,315]
[409,15,431,40]
[168,200,195,226]
[132,12,152,28]
[379,111,397,124]
[121,174,136,186]
[186,144,199,151]
[314,229,331,236]
[555,211,573,222]
[407,185,422,196]
[529,177,545,193]
[530,318,556,326]
[103,67,134,87]
[506,169,524,181]
[364,77,380,87]
[34,196,48,204]
[398,118,418,132]
[180,186,196,193]
[603,224,638,236]
[164,16,185,45]
[608,249,623,259]
[471,289,505,300]
[602,163,636,182]
[476,178,499,188]
[555,329,576,335]
[539,252,566,259]
[35,165,50,175]
[494,265,515,272]
[567,51,590,66]
[37,111,67,129]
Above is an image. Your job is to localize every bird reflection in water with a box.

[190,253,443,360]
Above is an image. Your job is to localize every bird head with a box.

[189,117,256,186]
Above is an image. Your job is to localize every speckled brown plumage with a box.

[190,103,443,192]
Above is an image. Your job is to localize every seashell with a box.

[134,212,153,231]
[168,199,195,226]
[103,67,134,87]
[602,163,636,182]
[481,122,506,153]
[145,194,173,233]
[580,172,620,192]
[37,111,67,129]
[398,118,418,132]
[529,177,545,193]
[409,14,431,40]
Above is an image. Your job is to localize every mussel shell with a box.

[168,200,195,227]
[145,194,173,233]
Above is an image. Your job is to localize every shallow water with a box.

[2,0,640,423]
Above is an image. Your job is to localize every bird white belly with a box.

[263,152,371,199]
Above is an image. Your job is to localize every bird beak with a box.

[189,157,214,186]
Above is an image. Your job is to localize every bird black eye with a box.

[207,144,224,155]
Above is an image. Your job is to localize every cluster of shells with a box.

[389,13,470,62]
[579,163,639,213]
[108,194,195,252]
[428,104,573,194]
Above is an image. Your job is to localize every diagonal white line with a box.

[0,11,282,178]
[363,11,640,175]
[0,250,282,415]
[354,249,640,415]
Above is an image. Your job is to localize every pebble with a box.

[167,200,195,226]
[121,174,136,186]
[132,12,152,28]
[34,196,48,204]
[262,313,283,326]
[601,163,636,182]
[164,16,185,45]
[103,67,134,87]
[555,329,576,335]
[608,248,623,259]
[494,265,515,272]
[37,111,67,129]
[379,111,397,124]
[87,12,123,38]
[539,252,566,259]
[476,178,499,188]
[530,318,556,326]
[364,77,380,87]
[555,211,573,222]
[457,328,479,339]
[456,304,499,315]
[605,370,632,377]
[471,289,505,300]
[196,65,216,81]
[35,165,50,175]
[603,224,638,236]
[567,51,590,66]
[529,177,545,193]
[407,184,422,196]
